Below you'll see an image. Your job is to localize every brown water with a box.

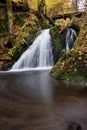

[0,70,87,130]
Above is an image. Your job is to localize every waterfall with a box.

[66,28,77,51]
[77,0,86,11]
[12,29,54,70]
[70,0,86,11]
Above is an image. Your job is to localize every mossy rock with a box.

[51,12,87,82]
[51,48,87,81]
[50,25,67,63]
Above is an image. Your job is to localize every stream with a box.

[0,70,87,130]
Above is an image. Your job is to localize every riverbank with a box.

[51,11,87,81]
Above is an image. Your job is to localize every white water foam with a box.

[11,29,54,71]
[66,28,77,51]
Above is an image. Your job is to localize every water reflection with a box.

[0,70,87,130]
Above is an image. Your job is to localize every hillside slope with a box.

[51,12,87,81]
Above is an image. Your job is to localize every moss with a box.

[50,25,66,63]
[6,26,42,66]
[0,13,8,33]
[51,12,87,82]
[15,16,24,26]
[8,43,22,58]
[74,39,80,47]
[69,20,80,34]
[2,61,13,70]
[51,48,87,81]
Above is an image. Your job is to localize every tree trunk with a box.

[6,0,13,38]
[71,0,78,11]
[22,0,29,8]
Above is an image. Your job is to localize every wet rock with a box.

[68,122,82,130]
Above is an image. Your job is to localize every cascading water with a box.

[77,0,86,11]
[66,28,77,51]
[12,29,54,70]
[70,0,86,11]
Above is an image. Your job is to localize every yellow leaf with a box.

[74,68,77,72]
[79,57,82,60]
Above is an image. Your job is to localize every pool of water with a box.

[0,70,87,130]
